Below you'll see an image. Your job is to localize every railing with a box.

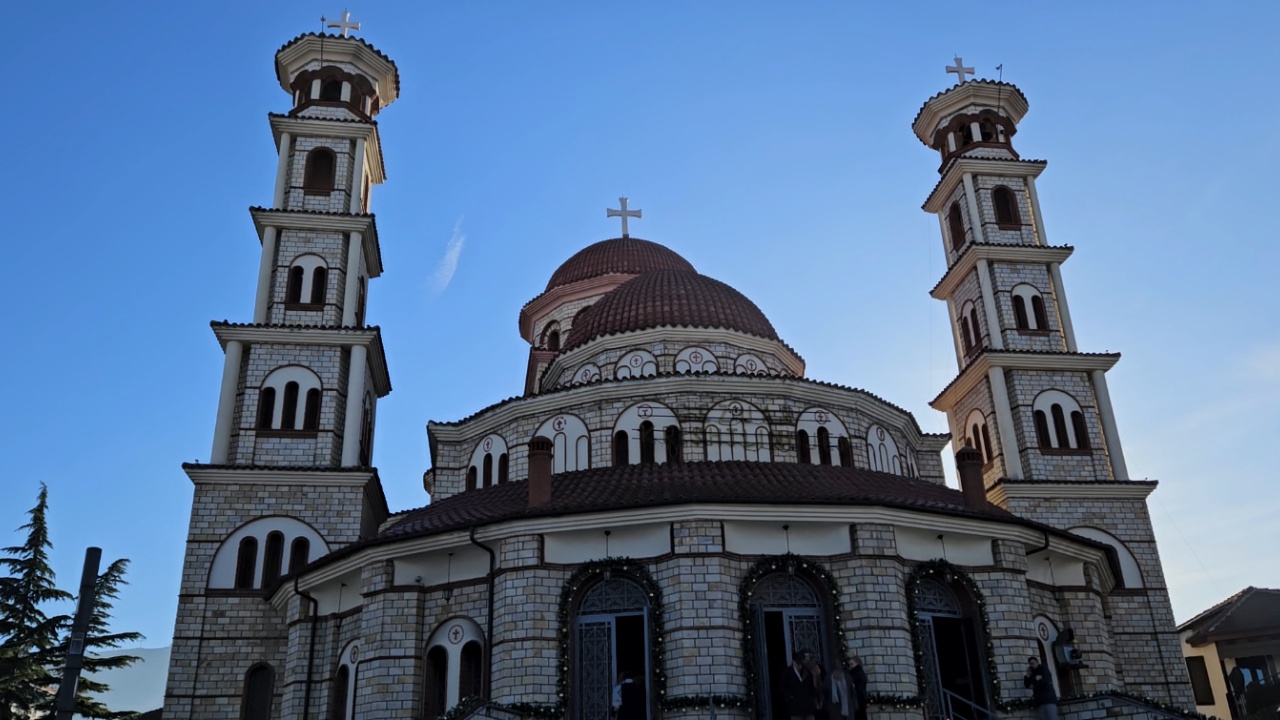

[928,689,996,720]
[1059,693,1199,720]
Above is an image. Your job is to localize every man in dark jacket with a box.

[780,649,817,720]
[1023,657,1058,720]
[848,655,868,720]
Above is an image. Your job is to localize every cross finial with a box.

[945,56,975,84]
[606,197,642,238]
[322,10,361,37]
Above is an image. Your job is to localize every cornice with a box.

[518,274,634,341]
[922,157,1047,213]
[210,322,392,397]
[931,350,1121,411]
[281,501,1116,594]
[275,34,399,104]
[268,114,386,186]
[988,479,1158,505]
[249,207,383,278]
[930,243,1074,299]
[183,464,377,486]
[912,80,1030,146]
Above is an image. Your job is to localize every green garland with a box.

[738,554,850,715]
[662,694,753,711]
[865,693,925,708]
[554,557,667,719]
[905,559,1005,712]
[435,695,484,720]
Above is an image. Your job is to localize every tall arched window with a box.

[613,431,629,465]
[256,387,276,429]
[993,187,1020,227]
[1013,296,1030,330]
[358,395,374,466]
[1051,405,1070,448]
[1033,391,1089,451]
[948,202,966,251]
[288,537,310,573]
[309,267,327,304]
[639,421,655,464]
[302,148,336,193]
[795,429,811,464]
[969,307,982,347]
[261,531,284,588]
[1034,410,1052,448]
[286,266,305,303]
[424,646,449,720]
[1071,412,1090,450]
[234,537,258,590]
[482,454,494,488]
[241,664,274,720]
[816,427,832,465]
[837,437,852,467]
[665,425,682,463]
[281,382,299,430]
[498,453,509,483]
[330,665,350,720]
[466,467,477,491]
[1031,296,1048,329]
[460,641,483,701]
[959,315,973,353]
[302,389,321,431]
[1012,285,1046,331]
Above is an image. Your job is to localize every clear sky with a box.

[1,2,1276,648]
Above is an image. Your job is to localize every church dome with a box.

[546,237,695,291]
[562,270,779,351]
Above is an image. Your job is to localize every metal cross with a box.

[606,197,642,238]
[946,56,975,84]
[322,10,361,37]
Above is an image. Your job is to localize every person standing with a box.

[823,667,859,720]
[847,656,868,720]
[780,650,817,720]
[1024,656,1058,720]
[613,671,644,720]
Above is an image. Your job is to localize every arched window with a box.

[330,665,350,720]
[309,267,327,305]
[980,424,993,463]
[424,646,448,720]
[665,425,682,463]
[482,453,493,488]
[288,537,310,573]
[498,453,509,483]
[535,415,591,473]
[355,277,367,326]
[837,437,852,467]
[541,322,561,351]
[1032,296,1048,329]
[256,387,276,429]
[1012,285,1046,331]
[948,203,966,251]
[795,429,811,464]
[639,421,655,464]
[320,79,343,101]
[261,531,284,588]
[1033,391,1089,451]
[816,427,832,465]
[302,388,320,431]
[866,425,901,474]
[613,431,629,465]
[280,382,299,430]
[1051,405,1070,448]
[358,395,373,466]
[302,148,336,193]
[993,187,1020,227]
[1013,295,1030,330]
[959,315,973,353]
[969,307,981,348]
[1033,410,1052,448]
[234,537,257,590]
[286,266,304,303]
[674,346,718,374]
[966,409,995,465]
[469,435,510,488]
[616,349,658,379]
[466,467,477,491]
[241,664,274,720]
[460,641,483,701]
[1071,412,1090,450]
[705,400,771,462]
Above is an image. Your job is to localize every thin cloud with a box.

[431,218,466,293]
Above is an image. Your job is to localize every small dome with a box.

[563,270,779,351]
[546,238,695,291]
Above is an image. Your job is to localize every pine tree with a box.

[42,559,144,719]
[0,485,72,719]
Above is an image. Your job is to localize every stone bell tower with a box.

[163,26,398,719]
[914,63,1194,705]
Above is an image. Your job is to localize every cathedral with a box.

[162,28,1198,720]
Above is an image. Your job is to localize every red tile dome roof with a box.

[562,270,779,351]
[546,237,695,291]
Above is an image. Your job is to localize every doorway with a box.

[915,579,991,720]
[574,578,652,720]
[750,573,831,720]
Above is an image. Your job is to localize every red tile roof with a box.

[546,238,695,291]
[561,270,779,351]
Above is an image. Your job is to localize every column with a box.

[341,345,368,466]
[1048,262,1078,352]
[349,138,367,214]
[1025,175,1048,247]
[273,131,292,209]
[210,340,244,464]
[976,259,1004,349]
[342,232,364,326]
[961,172,987,244]
[252,227,278,324]
[1090,370,1129,480]
[987,366,1024,479]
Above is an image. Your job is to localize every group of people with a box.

[779,650,868,720]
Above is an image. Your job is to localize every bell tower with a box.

[916,68,1194,706]
[164,28,398,719]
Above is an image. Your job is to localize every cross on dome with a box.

[323,10,361,37]
[606,197,642,238]
[946,56,975,84]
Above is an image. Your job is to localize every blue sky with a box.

[1,2,1276,647]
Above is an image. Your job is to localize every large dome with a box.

[562,270,779,351]
[545,237,695,291]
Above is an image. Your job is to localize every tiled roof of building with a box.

[911,79,1027,134]
[545,237,695,291]
[1179,587,1280,645]
[275,33,401,95]
[561,270,779,351]
[379,461,1012,543]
